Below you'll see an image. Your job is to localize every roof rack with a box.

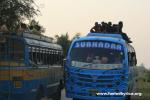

[0,32,53,43]
[87,32,132,43]
[22,33,53,43]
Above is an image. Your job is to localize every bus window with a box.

[32,47,37,64]
[58,51,63,65]
[45,49,49,65]
[48,50,53,65]
[36,48,40,64]
[9,40,24,61]
[0,43,6,60]
[29,47,33,61]
[54,50,56,65]
[40,49,43,65]
[43,49,47,65]
[36,48,43,65]
[50,50,54,65]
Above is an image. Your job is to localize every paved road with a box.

[61,89,72,100]
[42,89,72,100]
[61,90,141,100]
[43,89,140,100]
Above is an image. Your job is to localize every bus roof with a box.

[0,32,62,50]
[73,33,125,44]
[24,38,62,50]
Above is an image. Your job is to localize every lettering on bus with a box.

[74,41,122,51]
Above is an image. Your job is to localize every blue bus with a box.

[65,33,137,100]
[0,32,64,100]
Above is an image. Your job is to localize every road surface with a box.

[43,89,140,100]
[61,89,72,100]
[42,89,72,100]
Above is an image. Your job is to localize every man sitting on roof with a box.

[117,21,132,43]
[17,23,31,35]
[90,22,101,33]
[90,21,132,43]
[0,24,9,33]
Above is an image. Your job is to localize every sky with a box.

[35,0,150,69]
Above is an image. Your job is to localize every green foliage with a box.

[55,33,71,57]
[71,33,81,40]
[145,71,150,81]
[55,33,81,57]
[0,0,39,31]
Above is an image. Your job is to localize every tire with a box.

[51,85,61,100]
[36,85,45,100]
[125,95,131,100]
[60,80,64,89]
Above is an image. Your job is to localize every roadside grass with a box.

[137,71,150,100]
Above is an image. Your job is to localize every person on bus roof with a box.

[118,21,123,33]
[17,23,31,35]
[117,21,132,43]
[101,22,108,33]
[0,24,9,33]
[90,22,101,33]
[107,22,113,33]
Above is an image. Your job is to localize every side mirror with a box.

[63,59,67,66]
[122,60,126,66]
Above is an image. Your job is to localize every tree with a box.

[55,33,82,57]
[0,0,39,31]
[55,33,71,57]
[71,32,81,41]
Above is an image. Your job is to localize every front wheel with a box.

[36,85,45,100]
[125,95,131,100]
[51,85,61,100]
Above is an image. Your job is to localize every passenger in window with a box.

[86,54,93,63]
[114,56,121,64]
[101,56,108,64]
[93,56,101,63]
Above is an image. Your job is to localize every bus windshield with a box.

[0,37,24,66]
[70,41,124,69]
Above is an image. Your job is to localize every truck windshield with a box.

[70,41,124,69]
